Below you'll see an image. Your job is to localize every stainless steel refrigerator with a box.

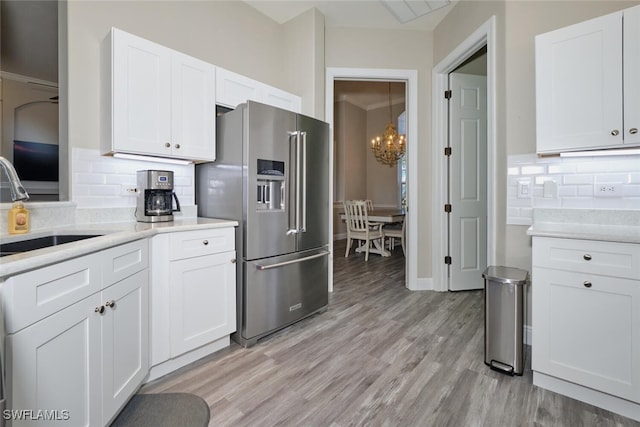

[196,101,330,347]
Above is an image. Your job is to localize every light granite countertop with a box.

[0,217,238,279]
[527,209,640,244]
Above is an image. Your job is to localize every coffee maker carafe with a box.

[136,170,181,222]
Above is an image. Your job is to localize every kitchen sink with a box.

[0,234,103,257]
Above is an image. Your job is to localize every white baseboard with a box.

[411,277,433,291]
[333,232,347,241]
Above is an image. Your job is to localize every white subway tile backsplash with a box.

[507,153,640,225]
[72,148,196,209]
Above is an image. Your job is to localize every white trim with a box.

[414,277,434,291]
[432,16,497,292]
[0,71,58,88]
[326,67,419,292]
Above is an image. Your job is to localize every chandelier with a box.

[370,83,406,167]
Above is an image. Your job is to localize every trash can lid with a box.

[482,266,528,285]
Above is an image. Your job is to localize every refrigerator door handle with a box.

[299,131,307,233]
[255,251,330,270]
[287,131,299,235]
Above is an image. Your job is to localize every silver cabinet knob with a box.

[630,128,639,135]
[611,130,620,136]
[231,258,237,264]
[95,305,105,314]
[203,240,209,245]
[105,300,116,309]
[583,281,592,288]
[174,144,181,149]
[165,142,171,148]
[583,254,592,261]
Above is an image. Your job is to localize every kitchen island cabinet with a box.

[535,5,640,153]
[529,222,640,421]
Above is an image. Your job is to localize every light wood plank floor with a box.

[142,240,640,426]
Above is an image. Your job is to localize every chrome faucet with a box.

[0,156,29,201]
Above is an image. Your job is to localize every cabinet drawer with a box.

[2,254,102,333]
[102,239,149,286]
[169,228,234,261]
[532,237,640,280]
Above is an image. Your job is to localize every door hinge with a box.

[444,204,452,213]
[444,147,452,156]
[444,90,452,99]
[444,256,452,265]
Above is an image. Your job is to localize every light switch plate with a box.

[517,179,531,199]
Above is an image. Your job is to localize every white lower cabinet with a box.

[101,270,149,424]
[7,294,103,426]
[3,240,149,427]
[532,236,640,418]
[149,227,236,377]
[169,251,235,357]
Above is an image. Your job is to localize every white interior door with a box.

[448,73,487,291]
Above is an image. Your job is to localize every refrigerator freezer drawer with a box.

[242,248,329,343]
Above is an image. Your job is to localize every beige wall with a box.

[283,8,326,118]
[435,0,639,322]
[326,27,433,277]
[366,102,404,206]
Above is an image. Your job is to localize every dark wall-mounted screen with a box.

[13,140,59,182]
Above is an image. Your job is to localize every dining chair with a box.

[383,217,406,256]
[365,199,374,211]
[343,200,384,261]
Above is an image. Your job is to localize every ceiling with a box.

[245,0,456,31]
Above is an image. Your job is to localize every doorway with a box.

[326,68,418,292]
[432,17,497,292]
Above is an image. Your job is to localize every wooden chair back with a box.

[343,200,370,232]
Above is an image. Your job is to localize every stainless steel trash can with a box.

[483,266,528,376]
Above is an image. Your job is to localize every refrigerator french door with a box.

[196,101,330,347]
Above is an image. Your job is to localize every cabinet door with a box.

[215,67,262,109]
[536,11,623,153]
[7,295,102,427]
[101,270,149,424]
[532,268,640,402]
[171,51,216,161]
[262,84,301,113]
[170,251,236,357]
[112,28,172,157]
[624,5,640,145]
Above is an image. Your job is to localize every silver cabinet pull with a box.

[95,305,105,314]
[583,254,592,261]
[584,281,592,288]
[231,258,236,264]
[105,300,116,309]
[611,130,620,136]
[630,128,639,135]
[203,240,209,245]
[175,144,181,149]
[165,142,171,148]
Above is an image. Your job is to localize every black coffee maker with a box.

[136,170,181,222]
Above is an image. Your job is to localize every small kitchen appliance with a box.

[136,170,180,222]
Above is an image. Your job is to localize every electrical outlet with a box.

[122,186,138,196]
[594,183,623,198]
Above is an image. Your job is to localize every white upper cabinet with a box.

[106,28,216,162]
[625,6,640,146]
[535,6,640,153]
[215,66,301,113]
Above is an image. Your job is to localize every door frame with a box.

[326,67,418,292]
[432,16,497,292]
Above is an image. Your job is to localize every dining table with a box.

[339,208,405,257]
